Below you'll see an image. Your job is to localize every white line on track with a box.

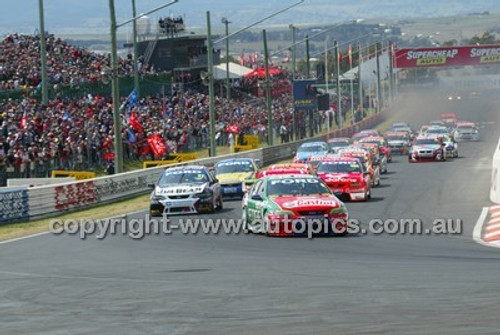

[0,209,148,246]
[473,207,493,248]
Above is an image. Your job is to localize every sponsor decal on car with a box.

[282,198,339,208]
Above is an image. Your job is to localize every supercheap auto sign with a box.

[394,45,500,68]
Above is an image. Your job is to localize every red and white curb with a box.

[474,205,500,248]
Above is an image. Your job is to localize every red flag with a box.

[129,112,143,132]
[20,113,28,129]
[338,51,343,63]
[147,134,167,157]
[348,44,352,66]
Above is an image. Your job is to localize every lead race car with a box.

[150,165,223,215]
[242,176,349,236]
[214,158,260,198]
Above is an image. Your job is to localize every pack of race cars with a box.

[148,111,479,236]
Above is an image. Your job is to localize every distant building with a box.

[126,16,220,84]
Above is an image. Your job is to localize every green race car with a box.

[242,175,349,237]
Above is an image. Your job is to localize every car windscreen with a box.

[329,141,350,148]
[317,161,362,173]
[427,129,447,134]
[215,161,254,174]
[267,178,331,196]
[457,127,474,133]
[158,170,208,186]
[387,136,407,141]
[298,144,327,153]
[415,139,439,145]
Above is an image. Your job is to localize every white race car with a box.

[150,165,223,215]
[453,122,480,142]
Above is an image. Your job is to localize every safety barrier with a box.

[51,170,96,180]
[0,112,385,225]
[490,137,500,204]
[233,135,260,153]
[142,153,199,169]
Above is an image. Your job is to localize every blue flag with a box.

[62,111,70,121]
[128,89,138,107]
[127,128,137,143]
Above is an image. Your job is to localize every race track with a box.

[1,89,500,335]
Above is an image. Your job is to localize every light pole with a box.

[38,0,48,104]
[334,40,342,128]
[131,0,140,99]
[221,17,231,100]
[206,12,216,157]
[289,24,297,140]
[206,0,305,156]
[289,24,297,80]
[357,43,363,118]
[109,0,179,173]
[263,30,273,145]
[305,35,310,78]
[375,42,382,113]
[388,40,394,101]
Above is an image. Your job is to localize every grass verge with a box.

[0,194,150,242]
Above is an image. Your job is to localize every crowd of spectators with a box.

[0,87,295,179]
[0,33,371,182]
[0,33,155,91]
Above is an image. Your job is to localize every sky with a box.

[1,0,500,35]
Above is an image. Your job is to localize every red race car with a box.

[255,163,313,179]
[440,112,458,126]
[357,136,392,162]
[316,157,371,201]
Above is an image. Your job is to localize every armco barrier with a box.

[51,170,96,180]
[1,112,385,224]
[490,137,500,204]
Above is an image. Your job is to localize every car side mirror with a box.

[147,183,155,189]
[251,194,263,201]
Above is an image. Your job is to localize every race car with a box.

[327,137,352,154]
[389,125,415,140]
[293,141,328,163]
[424,125,450,139]
[440,112,458,126]
[385,132,411,155]
[408,137,446,162]
[214,158,260,198]
[357,136,392,162]
[242,176,349,236]
[390,122,411,129]
[429,120,446,127]
[352,129,382,141]
[338,147,380,187]
[358,142,387,174]
[150,165,223,215]
[316,157,371,201]
[453,122,480,142]
[441,134,458,158]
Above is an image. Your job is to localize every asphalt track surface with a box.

[1,89,500,334]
